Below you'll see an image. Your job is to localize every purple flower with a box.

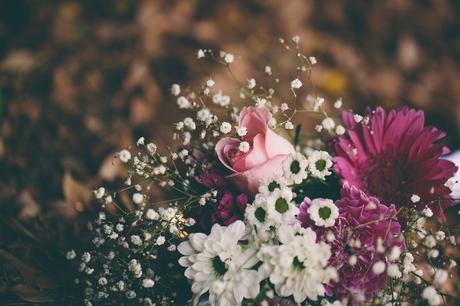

[334,107,457,220]
[195,172,248,228]
[212,191,248,226]
[298,183,405,304]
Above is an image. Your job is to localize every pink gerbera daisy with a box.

[334,107,457,220]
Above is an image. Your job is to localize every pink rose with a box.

[215,107,295,195]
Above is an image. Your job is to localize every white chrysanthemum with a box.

[308,150,333,180]
[282,153,308,184]
[246,195,271,229]
[258,224,336,303]
[258,176,288,195]
[178,221,261,306]
[265,188,299,225]
[307,198,339,227]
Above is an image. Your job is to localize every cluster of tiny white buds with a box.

[334,98,343,109]
[265,65,272,75]
[220,122,232,134]
[309,56,317,65]
[410,194,421,203]
[313,96,324,111]
[290,78,302,89]
[171,84,180,96]
[239,141,250,153]
[119,149,131,163]
[222,52,234,64]
[291,35,300,44]
[236,126,247,137]
[247,78,256,89]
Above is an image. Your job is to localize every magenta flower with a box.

[196,172,248,228]
[298,183,405,304]
[334,107,457,220]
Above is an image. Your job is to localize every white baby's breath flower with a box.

[433,269,448,286]
[291,78,302,89]
[292,35,300,44]
[236,126,247,137]
[132,193,144,205]
[142,279,155,288]
[178,221,261,306]
[247,78,256,89]
[422,286,442,305]
[308,150,333,180]
[136,137,145,146]
[206,78,215,87]
[307,198,339,227]
[171,84,180,96]
[145,209,159,220]
[309,56,317,65]
[255,97,267,108]
[313,96,324,111]
[280,103,289,111]
[119,149,131,163]
[156,236,165,246]
[423,207,433,217]
[94,187,105,199]
[284,121,294,130]
[66,250,76,260]
[265,65,272,75]
[411,194,421,203]
[372,261,386,275]
[197,108,212,122]
[224,53,234,63]
[177,96,191,109]
[183,117,196,130]
[130,235,142,246]
[220,122,232,134]
[334,98,343,109]
[282,153,308,184]
[353,114,363,123]
[197,49,205,59]
[239,141,250,153]
[387,264,402,278]
[321,118,336,131]
[335,125,345,135]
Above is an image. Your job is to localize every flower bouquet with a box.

[70,38,460,306]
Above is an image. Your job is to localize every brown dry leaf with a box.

[62,172,92,210]
[17,190,41,220]
[1,50,36,73]
[11,284,54,303]
[0,250,57,289]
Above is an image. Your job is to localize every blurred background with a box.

[1,0,460,304]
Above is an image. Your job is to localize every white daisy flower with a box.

[307,198,339,227]
[258,224,336,303]
[282,153,308,184]
[308,150,333,180]
[246,195,270,229]
[258,176,288,195]
[265,188,298,225]
[178,221,261,306]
